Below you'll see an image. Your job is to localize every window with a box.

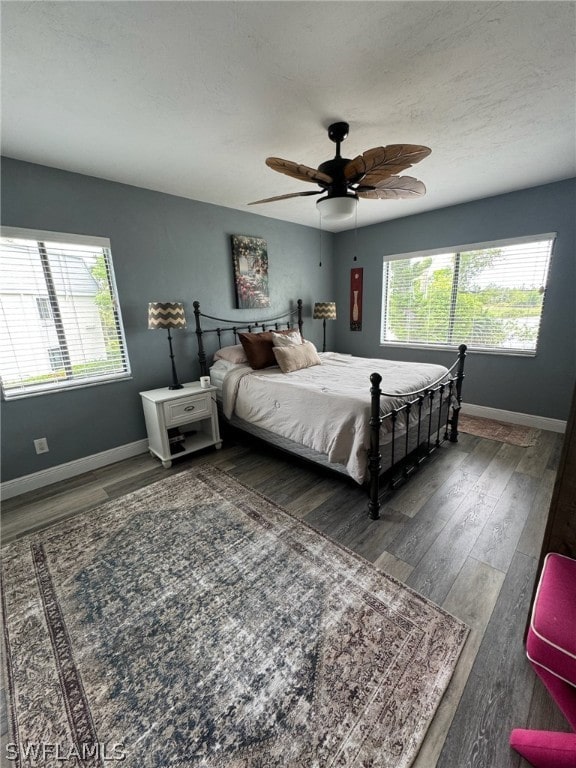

[381,234,555,355]
[1,227,131,399]
[36,297,52,322]
[47,347,65,371]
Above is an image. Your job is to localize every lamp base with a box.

[166,329,183,390]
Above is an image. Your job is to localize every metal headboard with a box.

[193,299,304,376]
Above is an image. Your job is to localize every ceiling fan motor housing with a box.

[318,157,357,199]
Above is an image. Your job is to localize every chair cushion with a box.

[510,729,576,768]
[526,553,576,688]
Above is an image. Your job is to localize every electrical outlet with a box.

[34,437,49,454]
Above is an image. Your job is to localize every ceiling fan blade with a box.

[356,176,427,199]
[266,157,333,185]
[248,189,324,205]
[345,145,431,184]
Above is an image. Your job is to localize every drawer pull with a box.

[184,405,195,412]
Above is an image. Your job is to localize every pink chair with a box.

[510,553,576,768]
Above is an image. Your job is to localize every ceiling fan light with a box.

[316,196,357,222]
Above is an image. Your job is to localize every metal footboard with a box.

[368,344,467,519]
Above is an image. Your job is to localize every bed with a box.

[193,299,467,519]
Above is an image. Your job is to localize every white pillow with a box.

[271,330,303,348]
[213,344,248,364]
[210,359,243,372]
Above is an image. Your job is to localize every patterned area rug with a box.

[1,467,468,768]
[458,413,538,446]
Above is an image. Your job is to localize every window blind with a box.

[381,235,555,354]
[1,227,131,398]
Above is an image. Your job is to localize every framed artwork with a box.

[231,235,270,309]
[350,268,363,331]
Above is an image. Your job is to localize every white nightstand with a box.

[140,382,222,468]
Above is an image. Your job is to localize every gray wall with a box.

[333,179,576,420]
[0,158,335,482]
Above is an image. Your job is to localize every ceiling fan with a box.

[248,121,431,221]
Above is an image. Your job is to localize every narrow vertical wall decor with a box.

[350,268,363,331]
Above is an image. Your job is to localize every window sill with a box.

[3,374,133,401]
[379,342,537,358]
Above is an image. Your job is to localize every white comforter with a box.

[221,352,450,484]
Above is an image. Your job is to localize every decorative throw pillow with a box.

[213,344,248,364]
[273,340,322,373]
[271,330,303,347]
[239,330,299,369]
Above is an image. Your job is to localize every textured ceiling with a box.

[2,1,575,232]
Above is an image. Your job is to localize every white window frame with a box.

[1,226,131,399]
[380,234,555,356]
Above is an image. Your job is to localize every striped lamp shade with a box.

[313,302,337,320]
[148,302,187,330]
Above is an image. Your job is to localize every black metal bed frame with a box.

[193,299,467,519]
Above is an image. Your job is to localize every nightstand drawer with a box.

[163,393,212,426]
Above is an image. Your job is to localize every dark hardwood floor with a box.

[1,426,570,767]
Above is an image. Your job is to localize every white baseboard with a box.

[1,440,149,501]
[461,403,566,434]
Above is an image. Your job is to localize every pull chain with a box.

[353,201,358,262]
[319,210,323,267]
